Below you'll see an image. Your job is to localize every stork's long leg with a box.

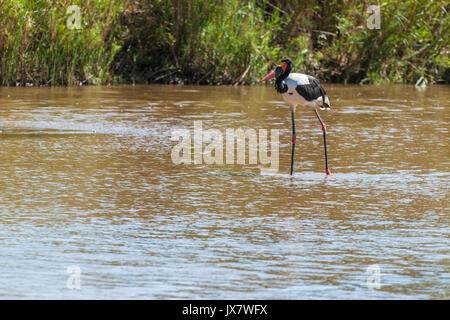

[313,107,331,175]
[290,105,296,176]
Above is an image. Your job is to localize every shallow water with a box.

[0,84,448,299]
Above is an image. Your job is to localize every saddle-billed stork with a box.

[261,58,331,176]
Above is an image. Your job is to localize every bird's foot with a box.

[326,168,331,176]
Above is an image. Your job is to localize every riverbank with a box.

[1,0,448,87]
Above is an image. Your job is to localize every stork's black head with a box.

[261,58,292,82]
[280,58,292,75]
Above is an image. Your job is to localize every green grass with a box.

[0,0,123,86]
[0,0,448,86]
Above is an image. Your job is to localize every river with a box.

[0,84,448,299]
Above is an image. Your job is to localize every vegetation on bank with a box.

[0,0,448,86]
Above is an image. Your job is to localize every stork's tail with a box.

[319,85,331,110]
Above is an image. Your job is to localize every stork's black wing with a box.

[295,76,327,102]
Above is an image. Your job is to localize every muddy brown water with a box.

[0,84,448,299]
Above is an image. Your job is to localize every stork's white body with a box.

[281,73,330,109]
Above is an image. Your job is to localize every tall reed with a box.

[0,0,123,86]
[0,0,448,86]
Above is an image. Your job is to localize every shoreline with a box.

[1,82,449,89]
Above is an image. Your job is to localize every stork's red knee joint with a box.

[292,134,296,144]
[321,123,327,132]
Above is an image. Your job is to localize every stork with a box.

[261,58,331,176]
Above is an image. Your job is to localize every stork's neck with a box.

[275,71,289,93]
